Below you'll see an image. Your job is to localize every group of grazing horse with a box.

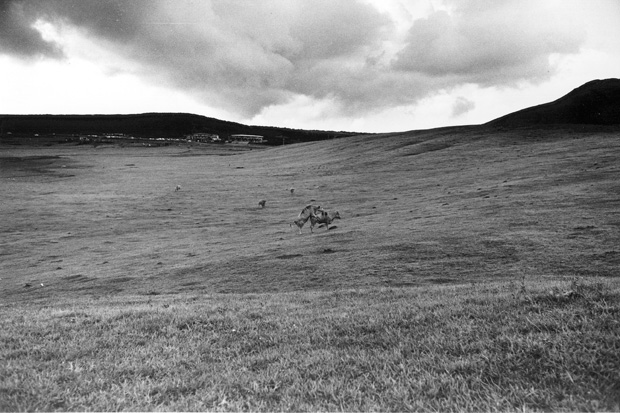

[290,204,341,234]
[175,184,338,234]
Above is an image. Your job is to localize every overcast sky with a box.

[1,0,618,133]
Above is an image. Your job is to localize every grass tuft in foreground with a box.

[1,278,619,411]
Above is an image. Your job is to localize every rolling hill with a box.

[1,78,618,147]
[2,79,620,411]
[487,78,620,127]
[0,112,360,145]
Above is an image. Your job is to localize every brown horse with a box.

[309,210,341,232]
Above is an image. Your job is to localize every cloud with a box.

[0,0,62,57]
[392,0,584,85]
[8,0,393,116]
[451,96,475,117]
[0,0,590,121]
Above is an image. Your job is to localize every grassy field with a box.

[1,125,620,411]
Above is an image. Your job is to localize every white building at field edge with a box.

[187,133,220,142]
[229,134,264,143]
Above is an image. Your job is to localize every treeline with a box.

[0,113,362,145]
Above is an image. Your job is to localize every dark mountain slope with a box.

[487,78,620,127]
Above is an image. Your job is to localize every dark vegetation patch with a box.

[401,142,454,157]
[109,277,133,284]
[0,155,82,180]
[379,240,519,265]
[590,250,620,264]
[63,274,92,283]
[428,277,459,284]
[0,155,63,176]
[276,254,303,259]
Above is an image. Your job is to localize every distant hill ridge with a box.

[0,112,359,145]
[2,79,619,142]
[487,78,620,127]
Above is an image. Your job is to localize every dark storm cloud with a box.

[41,0,150,41]
[16,0,392,116]
[0,0,147,57]
[0,0,62,57]
[0,0,587,118]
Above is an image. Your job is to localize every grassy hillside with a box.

[488,78,620,127]
[1,124,619,410]
[2,279,618,411]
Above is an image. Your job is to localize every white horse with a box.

[290,204,322,234]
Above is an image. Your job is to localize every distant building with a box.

[187,133,220,142]
[229,134,264,144]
